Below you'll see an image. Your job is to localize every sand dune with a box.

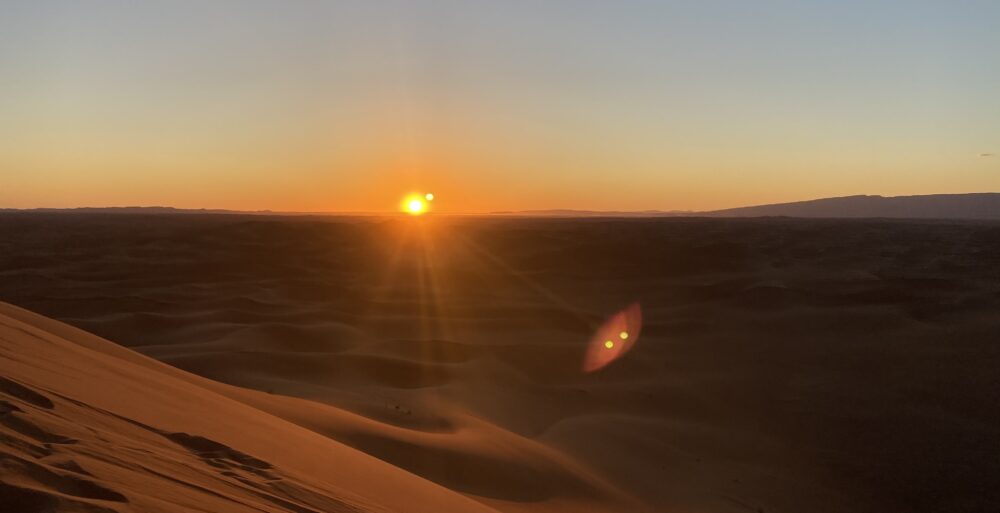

[2,214,999,512]
[0,302,503,513]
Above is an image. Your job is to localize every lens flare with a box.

[425,193,434,201]
[583,302,642,372]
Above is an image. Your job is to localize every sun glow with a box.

[401,193,431,215]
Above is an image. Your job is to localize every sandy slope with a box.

[0,302,503,513]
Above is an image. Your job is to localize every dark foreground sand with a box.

[1,213,998,512]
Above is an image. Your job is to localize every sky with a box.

[1,0,997,213]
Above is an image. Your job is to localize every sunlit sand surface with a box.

[1,214,998,512]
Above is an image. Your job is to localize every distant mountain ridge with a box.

[701,193,1000,219]
[497,193,1000,220]
[3,193,999,219]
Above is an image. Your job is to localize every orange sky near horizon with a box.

[2,2,997,213]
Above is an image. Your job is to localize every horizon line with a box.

[2,192,999,217]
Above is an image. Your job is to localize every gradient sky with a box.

[2,0,997,212]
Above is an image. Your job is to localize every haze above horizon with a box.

[2,1,998,213]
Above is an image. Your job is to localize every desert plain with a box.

[1,213,998,512]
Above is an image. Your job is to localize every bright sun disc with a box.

[402,194,428,215]
[407,199,425,214]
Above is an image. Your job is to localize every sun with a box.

[401,193,431,216]
[407,198,426,215]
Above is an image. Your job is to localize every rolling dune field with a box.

[1,213,999,512]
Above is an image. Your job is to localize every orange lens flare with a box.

[583,302,642,372]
